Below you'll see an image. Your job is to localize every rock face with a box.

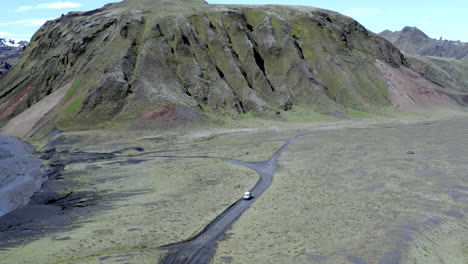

[379,27,468,59]
[0,39,28,78]
[0,0,457,135]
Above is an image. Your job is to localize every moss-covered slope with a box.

[0,0,409,133]
[406,54,468,92]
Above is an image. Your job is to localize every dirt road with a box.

[159,138,297,263]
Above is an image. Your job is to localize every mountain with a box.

[405,54,468,92]
[0,0,466,137]
[379,27,468,92]
[0,38,29,78]
[0,38,28,48]
[379,27,468,59]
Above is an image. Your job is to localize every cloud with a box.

[37,2,81,9]
[10,6,34,12]
[9,2,80,13]
[0,18,54,27]
[0,32,14,37]
[342,8,381,18]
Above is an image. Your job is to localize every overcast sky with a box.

[1,0,467,42]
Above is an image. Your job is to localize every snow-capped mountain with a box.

[0,38,29,49]
[0,38,29,78]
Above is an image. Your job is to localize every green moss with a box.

[243,112,254,119]
[65,75,84,98]
[282,106,339,122]
[292,35,304,47]
[205,13,224,35]
[64,96,85,117]
[346,108,375,118]
[376,107,419,118]
[242,8,267,30]
[202,107,216,116]
[406,54,468,92]
[374,77,389,99]
[270,16,285,29]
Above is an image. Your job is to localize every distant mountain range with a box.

[0,38,28,48]
[379,27,467,59]
[0,38,29,78]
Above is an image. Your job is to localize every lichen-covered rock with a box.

[82,70,130,117]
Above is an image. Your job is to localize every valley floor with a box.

[0,114,467,264]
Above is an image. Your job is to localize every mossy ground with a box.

[1,129,278,263]
[63,76,85,117]
[280,105,339,122]
[346,108,375,118]
[2,113,468,263]
[212,118,468,264]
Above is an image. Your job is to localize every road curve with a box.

[158,137,297,264]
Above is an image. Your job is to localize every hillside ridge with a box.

[0,1,466,137]
[379,26,468,59]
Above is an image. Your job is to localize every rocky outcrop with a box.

[379,27,468,59]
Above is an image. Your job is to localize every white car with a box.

[243,192,253,200]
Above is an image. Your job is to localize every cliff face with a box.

[379,27,468,59]
[0,0,431,134]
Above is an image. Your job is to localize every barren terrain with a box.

[0,116,467,264]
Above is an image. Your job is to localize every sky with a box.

[1,0,467,42]
[0,1,118,40]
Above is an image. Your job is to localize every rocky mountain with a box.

[0,0,466,137]
[379,27,468,92]
[0,38,28,78]
[0,38,28,48]
[405,54,468,92]
[379,27,468,59]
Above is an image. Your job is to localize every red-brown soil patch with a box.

[138,105,207,122]
[139,106,185,121]
[376,60,462,112]
[0,80,36,121]
[1,82,72,137]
